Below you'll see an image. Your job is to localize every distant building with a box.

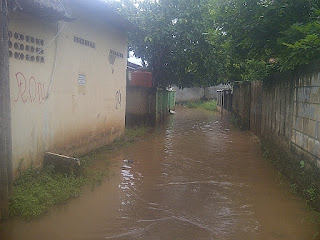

[8,0,135,176]
[127,61,142,84]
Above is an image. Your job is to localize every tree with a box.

[277,9,320,71]
[207,0,320,81]
[111,0,320,84]
[110,0,224,88]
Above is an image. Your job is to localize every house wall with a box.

[9,8,127,177]
[126,86,153,125]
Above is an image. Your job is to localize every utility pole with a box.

[0,0,12,219]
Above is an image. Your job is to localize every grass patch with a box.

[9,166,84,220]
[125,125,148,140]
[8,125,150,220]
[187,100,217,111]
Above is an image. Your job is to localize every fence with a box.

[230,61,320,167]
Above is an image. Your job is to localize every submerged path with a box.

[2,108,320,239]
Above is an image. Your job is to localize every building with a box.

[127,60,142,84]
[8,0,134,177]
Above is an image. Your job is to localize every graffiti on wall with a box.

[115,90,122,109]
[14,72,46,103]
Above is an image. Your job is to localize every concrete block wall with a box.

[291,72,320,165]
[233,63,320,167]
[173,84,231,103]
[174,86,204,103]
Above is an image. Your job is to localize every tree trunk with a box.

[0,0,12,219]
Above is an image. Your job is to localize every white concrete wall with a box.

[173,84,231,103]
[9,8,127,176]
[173,86,204,103]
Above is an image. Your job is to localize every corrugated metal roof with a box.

[69,0,138,32]
[10,0,72,20]
[9,0,138,32]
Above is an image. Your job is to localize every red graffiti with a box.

[14,72,46,103]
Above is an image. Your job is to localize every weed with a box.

[305,187,317,203]
[125,126,148,139]
[187,100,217,112]
[17,158,24,177]
[9,166,84,220]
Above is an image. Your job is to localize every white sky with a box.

[128,51,143,66]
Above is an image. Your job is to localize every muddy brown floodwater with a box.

[1,108,320,240]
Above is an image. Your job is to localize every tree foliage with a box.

[111,0,320,85]
[277,10,320,71]
[208,0,320,81]
[109,0,225,88]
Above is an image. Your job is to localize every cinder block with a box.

[306,119,316,137]
[302,118,309,133]
[309,104,316,119]
[296,131,303,147]
[297,88,303,102]
[310,87,320,104]
[314,105,320,121]
[311,73,317,86]
[294,116,301,131]
[306,75,312,86]
[312,72,320,86]
[298,102,309,118]
[307,137,315,155]
[291,129,297,144]
[315,140,320,158]
[302,134,309,150]
[304,87,311,102]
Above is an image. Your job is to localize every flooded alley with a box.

[1,108,320,240]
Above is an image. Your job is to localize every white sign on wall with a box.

[78,74,86,85]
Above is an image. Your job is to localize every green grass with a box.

[125,125,148,140]
[187,100,217,112]
[8,125,150,220]
[9,166,84,220]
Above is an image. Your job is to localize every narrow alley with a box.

[1,108,319,240]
